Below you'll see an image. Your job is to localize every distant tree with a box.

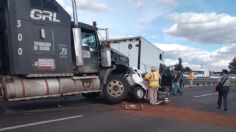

[228,57,236,73]
[183,67,192,72]
[175,58,184,71]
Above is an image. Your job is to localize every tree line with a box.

[229,57,236,73]
[160,57,236,74]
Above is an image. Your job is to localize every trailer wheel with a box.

[132,86,145,101]
[104,75,128,103]
[82,92,100,99]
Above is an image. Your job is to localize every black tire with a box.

[82,92,100,99]
[103,74,128,103]
[132,86,145,101]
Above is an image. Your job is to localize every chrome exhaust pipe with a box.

[71,0,78,26]
[71,0,84,66]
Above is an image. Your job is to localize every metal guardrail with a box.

[183,78,236,88]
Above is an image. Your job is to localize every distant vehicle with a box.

[209,75,220,79]
[108,36,165,74]
[183,72,190,78]
[210,74,236,79]
[192,69,210,78]
[229,74,236,79]
[209,71,222,79]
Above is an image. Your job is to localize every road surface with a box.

[0,86,235,132]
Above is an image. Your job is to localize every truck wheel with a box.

[104,75,128,103]
[132,86,145,101]
[82,92,100,99]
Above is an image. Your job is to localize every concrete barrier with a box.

[183,78,236,88]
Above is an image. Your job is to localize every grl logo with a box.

[30,9,60,23]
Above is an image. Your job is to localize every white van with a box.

[192,69,209,78]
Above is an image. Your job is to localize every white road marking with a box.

[0,115,83,132]
[26,104,104,113]
[194,93,218,98]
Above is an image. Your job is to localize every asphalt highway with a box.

[0,86,235,132]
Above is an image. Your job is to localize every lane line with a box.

[194,93,218,98]
[26,104,104,113]
[0,115,83,132]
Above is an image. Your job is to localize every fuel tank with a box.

[2,76,100,101]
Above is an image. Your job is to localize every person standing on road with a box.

[216,69,231,111]
[145,66,161,105]
[160,67,172,92]
[188,71,195,88]
[172,69,182,95]
[179,71,184,94]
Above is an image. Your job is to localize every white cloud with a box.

[210,60,230,68]
[156,43,235,71]
[157,0,178,8]
[137,1,145,11]
[56,0,110,13]
[77,0,111,12]
[165,12,236,44]
[135,0,178,28]
[164,59,178,66]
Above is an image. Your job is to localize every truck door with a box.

[76,30,99,73]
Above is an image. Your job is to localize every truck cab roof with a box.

[72,22,98,31]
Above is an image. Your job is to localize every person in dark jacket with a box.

[216,69,231,111]
[161,67,172,92]
[172,69,182,95]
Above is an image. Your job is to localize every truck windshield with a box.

[81,31,97,51]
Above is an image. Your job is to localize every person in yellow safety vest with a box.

[188,71,195,88]
[145,66,161,105]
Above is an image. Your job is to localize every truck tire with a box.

[132,86,145,101]
[82,92,100,99]
[104,75,128,103]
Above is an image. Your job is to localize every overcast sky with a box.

[56,0,236,71]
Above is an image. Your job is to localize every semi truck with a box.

[108,36,165,74]
[0,0,144,103]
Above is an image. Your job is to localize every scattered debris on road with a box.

[122,102,144,110]
[116,103,236,128]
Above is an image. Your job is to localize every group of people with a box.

[144,66,186,105]
[172,70,196,95]
[144,66,231,111]
[144,66,184,105]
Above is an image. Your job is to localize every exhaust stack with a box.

[71,0,84,66]
[72,0,78,26]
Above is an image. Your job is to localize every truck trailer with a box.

[108,36,165,74]
[0,0,144,103]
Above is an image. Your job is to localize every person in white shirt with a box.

[216,69,231,111]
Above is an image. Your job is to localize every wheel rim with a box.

[136,89,144,99]
[107,80,124,97]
